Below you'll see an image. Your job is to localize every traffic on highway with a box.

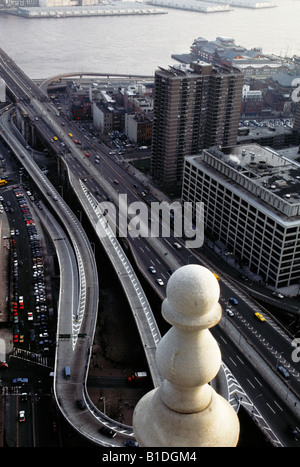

[0,49,299,447]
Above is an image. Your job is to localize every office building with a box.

[150,61,244,187]
[182,144,300,296]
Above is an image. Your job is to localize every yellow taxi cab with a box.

[255,312,265,322]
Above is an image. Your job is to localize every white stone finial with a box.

[132,264,240,447]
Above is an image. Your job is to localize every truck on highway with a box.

[64,366,71,379]
[128,372,147,383]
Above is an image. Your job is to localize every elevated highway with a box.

[0,49,163,445]
[1,48,300,446]
[0,109,143,445]
[0,47,49,103]
[0,50,235,446]
[77,176,161,385]
[39,72,154,93]
[0,111,118,446]
[27,96,164,388]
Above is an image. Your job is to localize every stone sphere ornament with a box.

[133,264,240,447]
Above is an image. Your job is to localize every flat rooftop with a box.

[188,144,300,220]
[237,124,293,143]
[221,144,300,202]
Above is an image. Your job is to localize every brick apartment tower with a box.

[293,101,300,151]
[294,101,300,133]
[150,61,244,188]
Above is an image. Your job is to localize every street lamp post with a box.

[100,396,106,414]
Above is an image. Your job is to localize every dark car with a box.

[76,399,86,410]
[99,426,116,438]
[124,440,139,447]
[229,297,238,306]
[278,365,290,379]
[287,424,300,439]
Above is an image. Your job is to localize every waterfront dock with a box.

[0,2,167,18]
[146,0,232,13]
[145,0,276,12]
[208,0,277,8]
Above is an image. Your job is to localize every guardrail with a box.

[67,168,163,388]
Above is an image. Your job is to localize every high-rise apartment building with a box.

[150,61,244,187]
[294,101,300,134]
[182,144,300,296]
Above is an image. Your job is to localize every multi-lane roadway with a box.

[0,48,300,446]
[41,104,300,445]
[46,101,300,442]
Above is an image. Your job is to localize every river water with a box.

[0,0,299,79]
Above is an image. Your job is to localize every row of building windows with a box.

[182,159,300,289]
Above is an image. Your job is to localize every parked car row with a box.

[11,223,22,344]
[0,198,7,214]
[110,130,135,154]
[10,185,52,355]
[240,118,294,129]
[0,192,16,215]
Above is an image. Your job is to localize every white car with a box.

[156,278,164,286]
[272,291,284,299]
[27,312,33,321]
[226,308,234,317]
[39,332,49,338]
[148,266,156,274]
